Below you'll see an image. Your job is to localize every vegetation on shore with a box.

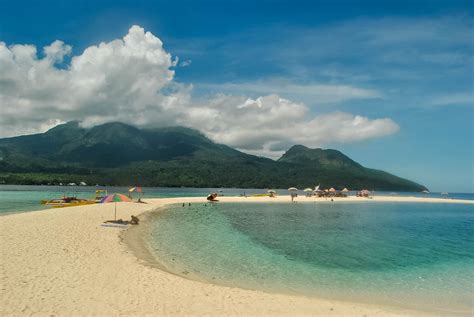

[0,122,427,191]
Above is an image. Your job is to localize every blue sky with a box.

[0,0,472,192]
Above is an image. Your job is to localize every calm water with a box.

[0,185,268,214]
[0,184,472,215]
[145,202,474,314]
[1,185,473,313]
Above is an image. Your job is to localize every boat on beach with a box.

[41,194,96,208]
[94,189,108,202]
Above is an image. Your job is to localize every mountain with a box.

[278,145,426,191]
[0,122,427,191]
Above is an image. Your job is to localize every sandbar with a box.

[1,195,472,316]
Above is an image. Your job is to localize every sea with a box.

[145,202,474,315]
[0,184,472,215]
[1,185,473,314]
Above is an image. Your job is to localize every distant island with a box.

[0,122,427,191]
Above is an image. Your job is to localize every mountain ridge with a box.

[0,122,427,191]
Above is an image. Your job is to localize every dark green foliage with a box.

[0,122,427,191]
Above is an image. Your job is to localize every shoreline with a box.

[1,196,472,316]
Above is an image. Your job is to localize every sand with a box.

[1,195,472,316]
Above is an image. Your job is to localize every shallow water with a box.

[145,202,474,314]
[0,185,266,214]
[0,184,472,214]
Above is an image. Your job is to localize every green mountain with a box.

[0,122,427,191]
[277,145,426,191]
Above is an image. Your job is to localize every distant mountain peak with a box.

[285,144,310,153]
[44,121,81,134]
[279,145,362,169]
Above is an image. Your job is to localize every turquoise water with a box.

[1,185,473,313]
[145,202,474,314]
[0,185,266,214]
[0,184,472,215]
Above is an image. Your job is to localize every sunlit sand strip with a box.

[1,195,471,316]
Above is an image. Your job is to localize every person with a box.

[130,215,139,225]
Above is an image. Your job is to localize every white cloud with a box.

[0,25,399,158]
[179,94,398,157]
[430,93,474,107]
[43,40,72,64]
[179,59,192,67]
[198,80,382,104]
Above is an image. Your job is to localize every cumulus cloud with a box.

[0,25,399,158]
[182,94,398,158]
[44,40,72,64]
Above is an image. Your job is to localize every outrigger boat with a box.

[94,189,108,202]
[41,193,96,208]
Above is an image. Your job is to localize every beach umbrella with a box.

[342,188,349,193]
[329,187,336,192]
[267,190,276,193]
[100,193,132,220]
[315,184,320,191]
[303,188,313,192]
[441,192,448,196]
[288,187,298,191]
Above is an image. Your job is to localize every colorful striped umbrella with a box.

[100,193,131,203]
[100,193,132,220]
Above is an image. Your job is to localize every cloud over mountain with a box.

[0,25,399,158]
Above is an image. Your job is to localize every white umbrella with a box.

[303,188,313,192]
[267,190,276,193]
[288,187,298,191]
[342,188,349,193]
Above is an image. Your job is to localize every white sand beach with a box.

[1,195,472,316]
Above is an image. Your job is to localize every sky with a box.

[0,0,472,192]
